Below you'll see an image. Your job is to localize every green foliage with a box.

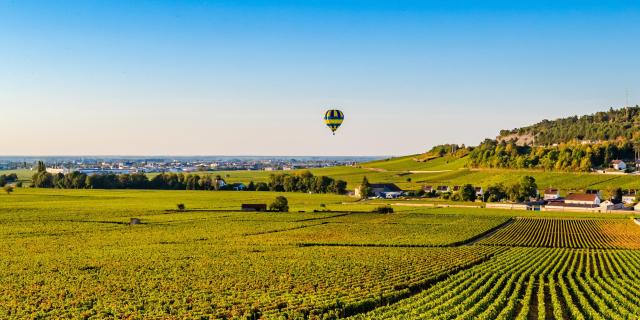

[269,196,289,212]
[374,206,394,214]
[176,203,185,211]
[359,176,371,199]
[469,139,635,172]
[267,171,347,194]
[460,184,477,202]
[499,105,640,145]
[3,185,14,195]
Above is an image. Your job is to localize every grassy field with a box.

[3,188,640,318]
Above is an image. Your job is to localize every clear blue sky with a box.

[1,0,639,156]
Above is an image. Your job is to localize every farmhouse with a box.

[423,185,434,193]
[241,204,267,212]
[475,187,484,197]
[371,183,403,198]
[355,183,403,198]
[611,160,627,171]
[542,188,560,200]
[600,200,624,211]
[436,186,450,193]
[452,186,462,192]
[564,193,600,206]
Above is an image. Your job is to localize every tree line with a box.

[0,173,18,187]
[468,139,635,172]
[499,105,640,145]
[266,171,347,194]
[30,163,346,194]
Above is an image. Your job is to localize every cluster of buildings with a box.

[24,156,373,176]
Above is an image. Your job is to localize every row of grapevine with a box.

[0,240,503,319]
[350,247,640,319]
[478,218,640,249]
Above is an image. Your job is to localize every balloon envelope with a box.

[324,109,344,135]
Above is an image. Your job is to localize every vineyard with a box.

[2,189,640,318]
[351,247,640,319]
[478,217,640,249]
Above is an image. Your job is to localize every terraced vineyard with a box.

[478,217,640,249]
[351,247,640,319]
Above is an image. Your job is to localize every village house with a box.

[355,183,403,198]
[542,188,560,200]
[423,185,434,193]
[600,200,624,211]
[452,186,461,192]
[436,186,450,193]
[612,160,627,171]
[475,187,484,198]
[564,193,601,206]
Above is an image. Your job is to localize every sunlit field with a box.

[2,188,640,318]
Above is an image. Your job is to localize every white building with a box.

[542,188,560,200]
[612,160,627,171]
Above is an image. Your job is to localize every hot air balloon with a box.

[324,109,344,135]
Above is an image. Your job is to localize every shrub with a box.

[3,185,14,195]
[176,203,186,211]
[374,206,394,214]
[269,196,289,212]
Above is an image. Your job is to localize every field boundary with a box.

[328,248,508,318]
[297,218,515,248]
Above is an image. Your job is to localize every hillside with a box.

[498,105,640,146]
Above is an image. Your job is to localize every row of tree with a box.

[30,167,346,194]
[468,139,636,171]
[0,173,18,187]
[266,172,347,194]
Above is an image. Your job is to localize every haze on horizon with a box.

[1,0,639,156]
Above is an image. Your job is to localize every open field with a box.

[3,188,640,318]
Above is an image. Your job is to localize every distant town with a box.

[0,156,383,174]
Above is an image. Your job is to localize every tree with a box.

[460,184,477,202]
[3,185,14,195]
[485,184,507,202]
[611,188,623,204]
[36,161,46,173]
[519,176,538,200]
[269,196,289,212]
[358,176,371,199]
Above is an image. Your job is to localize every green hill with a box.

[498,105,640,145]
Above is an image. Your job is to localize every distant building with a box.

[436,186,450,193]
[228,183,246,191]
[241,204,267,211]
[475,187,484,198]
[452,186,461,192]
[46,168,69,175]
[423,185,434,193]
[542,188,560,200]
[356,183,403,198]
[600,200,624,210]
[612,160,627,171]
[564,193,600,206]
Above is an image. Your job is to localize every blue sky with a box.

[1,0,639,156]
